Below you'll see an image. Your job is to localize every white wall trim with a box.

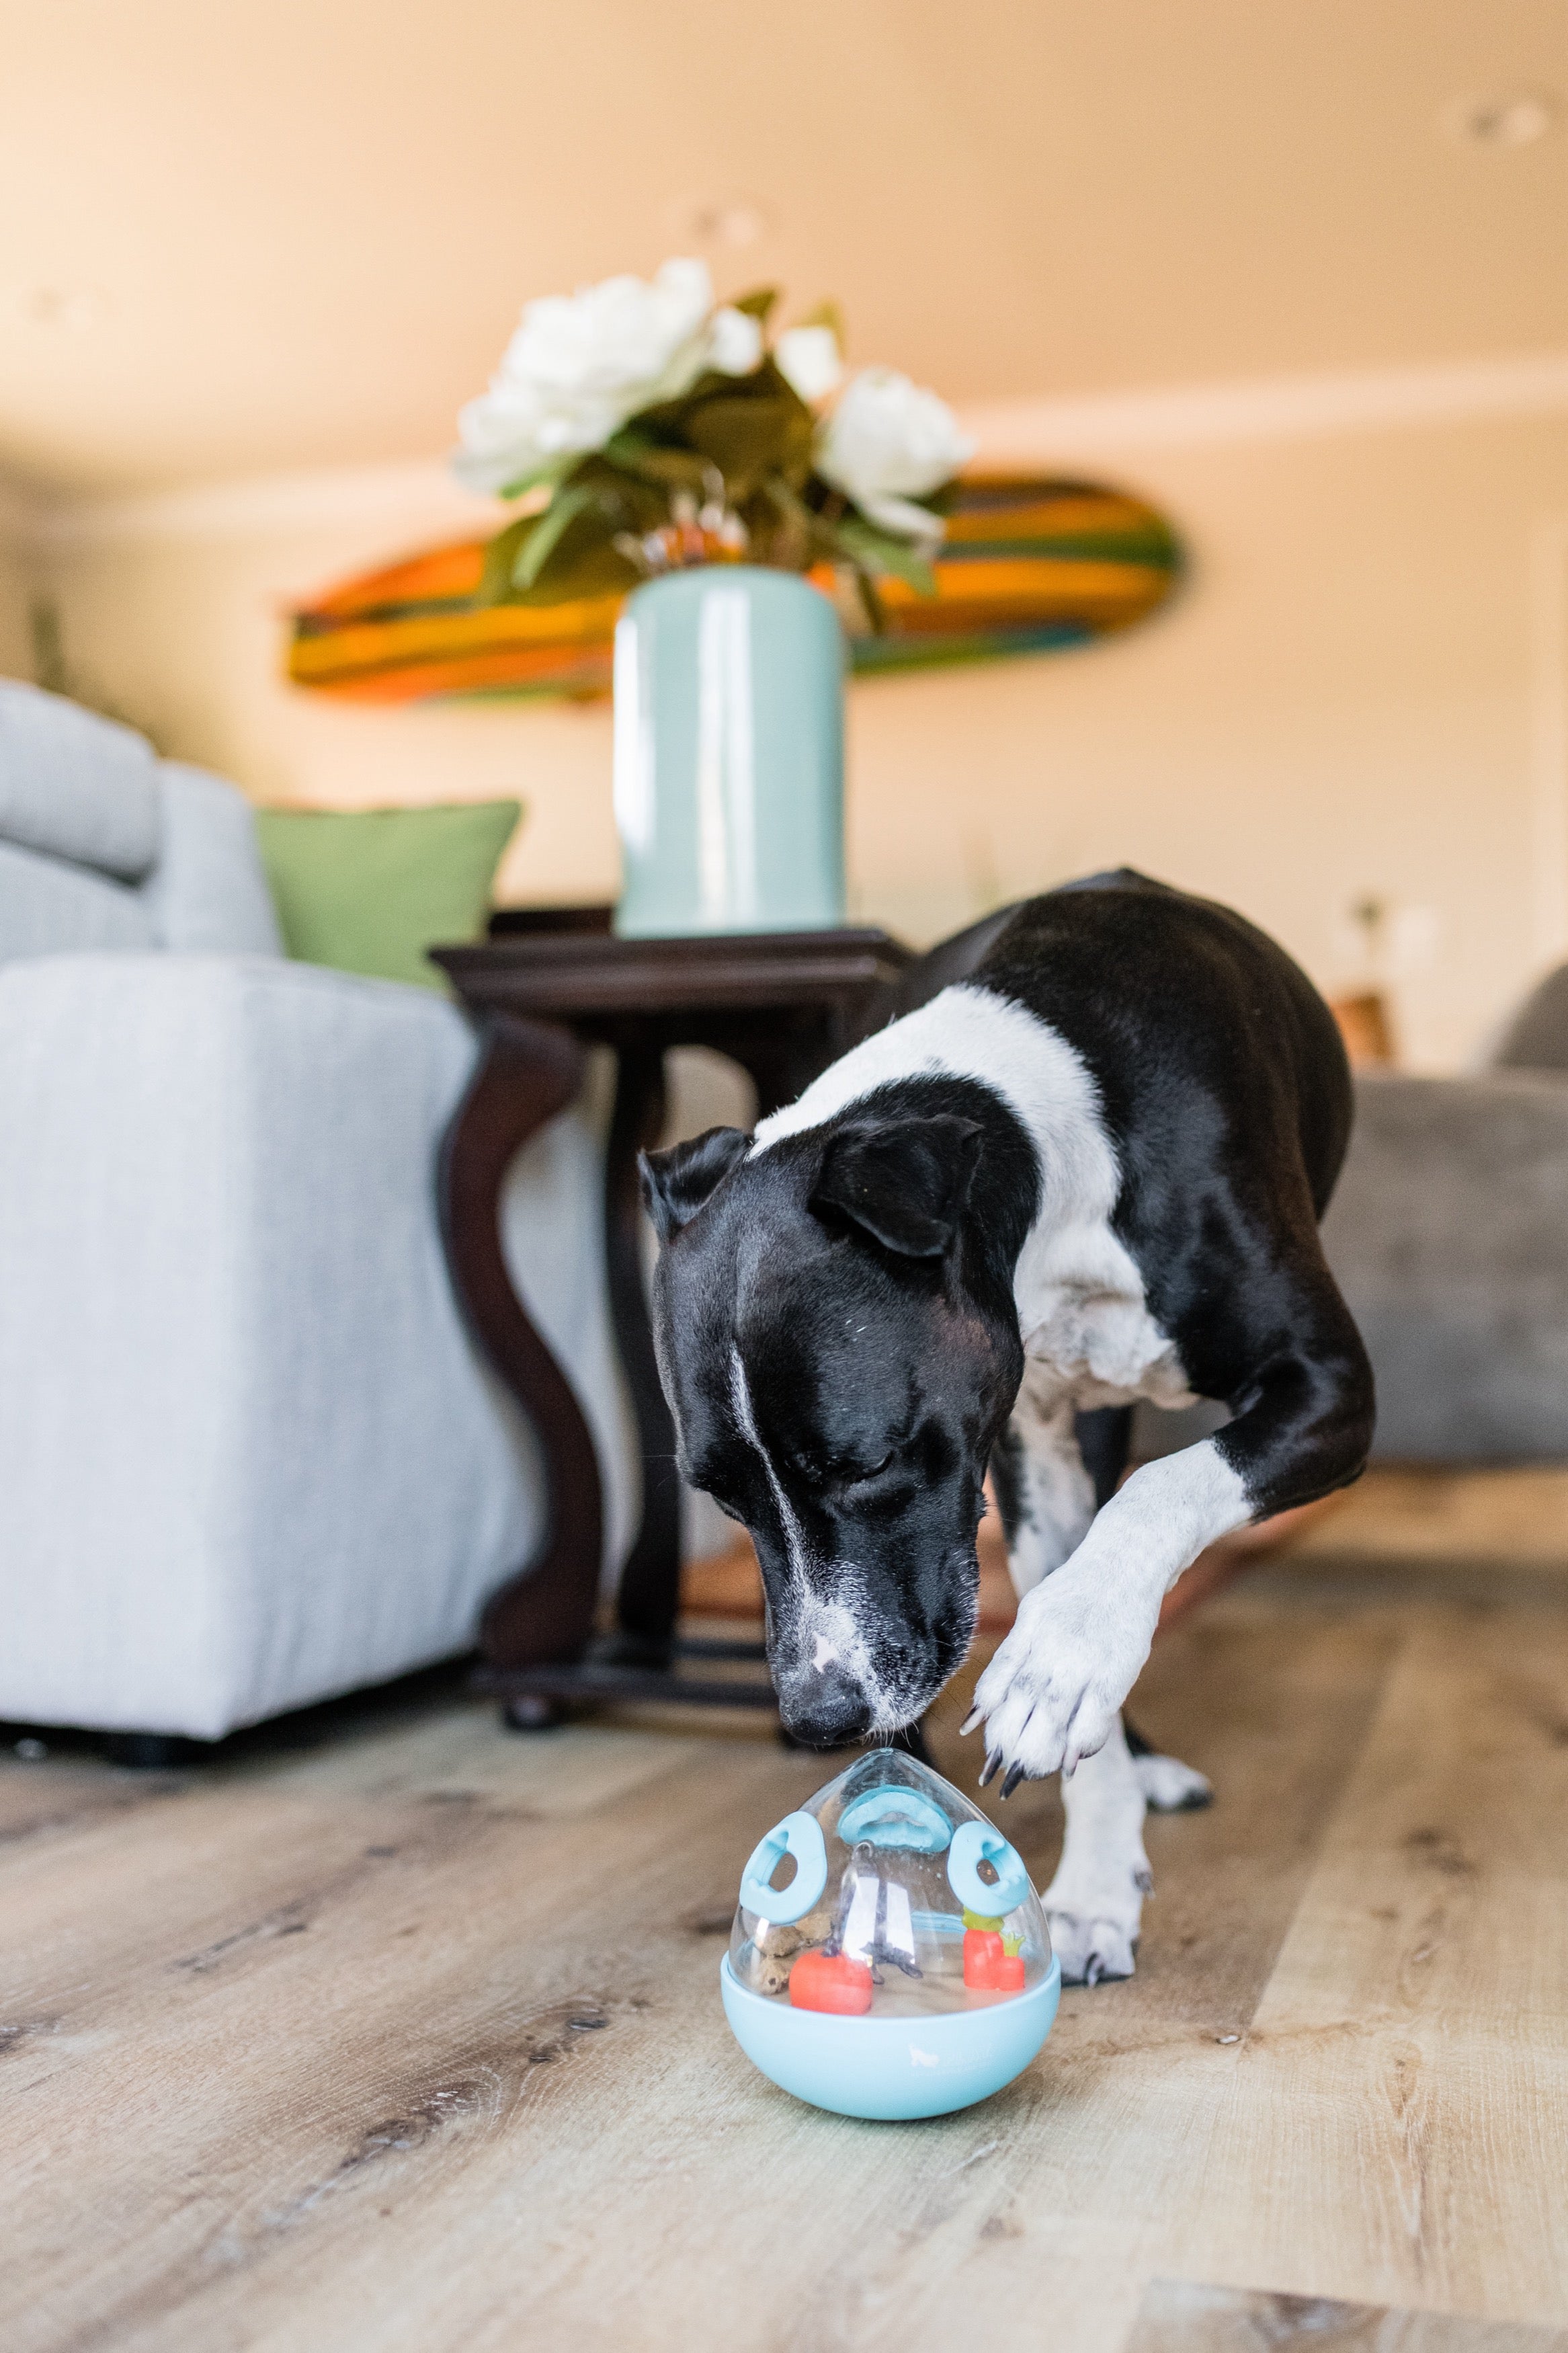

[20,346,1568,549]
[964,348,1568,463]
[1530,514,1568,969]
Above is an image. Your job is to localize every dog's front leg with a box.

[967,1283,1373,1788]
[1044,1712,1151,1985]
[964,1438,1250,1788]
[991,1380,1096,1598]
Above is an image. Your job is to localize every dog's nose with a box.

[780,1659,870,1750]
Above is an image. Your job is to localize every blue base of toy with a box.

[720,1953,1061,2120]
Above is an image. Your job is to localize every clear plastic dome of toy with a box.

[728,1751,1053,2020]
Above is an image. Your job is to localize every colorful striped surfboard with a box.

[286,477,1182,704]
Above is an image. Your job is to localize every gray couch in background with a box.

[1323,1065,1568,1462]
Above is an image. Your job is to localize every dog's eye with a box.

[788,1447,896,1490]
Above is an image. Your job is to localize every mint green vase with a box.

[612,566,846,937]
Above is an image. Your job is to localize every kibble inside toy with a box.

[721,1752,1060,2120]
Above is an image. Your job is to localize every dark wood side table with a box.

[430,918,914,1725]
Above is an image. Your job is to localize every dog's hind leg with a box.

[1044,1711,1151,1985]
[1073,1403,1132,1511]
[990,1379,1096,1600]
[1122,1715,1213,1812]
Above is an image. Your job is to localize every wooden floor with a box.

[6,1475,1568,2353]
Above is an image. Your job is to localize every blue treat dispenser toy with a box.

[721,1752,1060,2120]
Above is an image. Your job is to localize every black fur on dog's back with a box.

[959,871,1366,1518]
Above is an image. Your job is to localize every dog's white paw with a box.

[1133,1751,1212,1812]
[1045,1839,1150,1986]
[1040,1710,1153,1985]
[1045,1902,1140,1987]
[964,1564,1151,1787]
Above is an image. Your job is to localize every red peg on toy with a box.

[963,1927,1026,1993]
[790,1950,876,2014]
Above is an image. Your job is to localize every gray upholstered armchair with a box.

[0,682,633,1741]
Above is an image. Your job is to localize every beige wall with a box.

[26,403,1568,1071]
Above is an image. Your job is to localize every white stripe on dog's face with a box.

[726,1347,900,1732]
[726,1347,805,1576]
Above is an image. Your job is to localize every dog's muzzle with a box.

[776,1655,873,1750]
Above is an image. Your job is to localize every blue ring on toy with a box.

[946,1820,1029,1915]
[837,1783,952,1853]
[739,1810,828,1924]
[720,1953,1061,2120]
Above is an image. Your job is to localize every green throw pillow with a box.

[255,801,523,992]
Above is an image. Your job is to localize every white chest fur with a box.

[751,983,1194,1413]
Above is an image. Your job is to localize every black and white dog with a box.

[641,873,1374,1983]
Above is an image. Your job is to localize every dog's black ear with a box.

[639,1126,751,1243]
[811,1115,983,1259]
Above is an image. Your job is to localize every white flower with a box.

[816,366,974,543]
[774,323,843,404]
[707,305,765,376]
[454,257,761,494]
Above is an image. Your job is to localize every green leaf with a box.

[472,459,651,605]
[758,471,829,547]
[686,393,814,496]
[602,432,712,490]
[731,286,778,323]
[832,515,939,596]
[760,471,811,526]
[848,563,887,635]
[493,450,581,500]
[570,449,667,512]
[794,298,845,347]
[517,532,646,602]
[630,358,813,454]
[511,484,604,590]
[477,516,536,605]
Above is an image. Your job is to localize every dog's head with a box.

[641,1082,1035,1746]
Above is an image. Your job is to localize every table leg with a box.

[602,1045,683,1663]
[437,1014,603,1673]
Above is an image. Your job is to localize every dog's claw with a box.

[1000,1761,1026,1799]
[960,1707,982,1737]
[978,1747,1002,1788]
